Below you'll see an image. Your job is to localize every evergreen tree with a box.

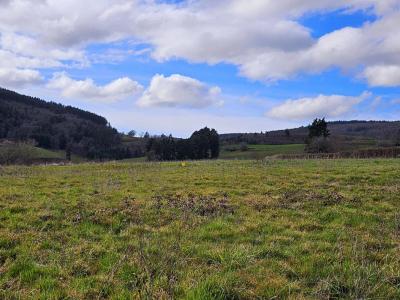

[308,118,330,138]
[306,118,332,153]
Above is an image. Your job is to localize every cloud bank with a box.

[0,0,399,88]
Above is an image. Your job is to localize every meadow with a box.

[0,159,399,299]
[220,144,305,160]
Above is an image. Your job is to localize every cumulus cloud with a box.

[0,0,400,87]
[0,68,42,88]
[47,73,143,103]
[266,92,372,120]
[238,10,400,82]
[137,74,222,109]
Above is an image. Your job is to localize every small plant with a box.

[0,142,35,165]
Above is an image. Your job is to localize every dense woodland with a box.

[146,127,220,161]
[0,88,131,160]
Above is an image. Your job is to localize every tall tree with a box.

[308,118,330,139]
[306,118,332,153]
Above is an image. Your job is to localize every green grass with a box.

[0,159,399,299]
[27,146,87,163]
[0,143,86,164]
[220,144,305,160]
[120,156,148,163]
[30,147,64,159]
[0,144,63,160]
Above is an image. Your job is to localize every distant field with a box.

[0,159,399,299]
[30,147,64,159]
[220,144,305,160]
[0,144,62,160]
[31,147,87,163]
[0,144,85,164]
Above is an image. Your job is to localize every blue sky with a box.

[1,0,399,137]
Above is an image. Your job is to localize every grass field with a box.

[0,159,399,299]
[0,144,63,160]
[0,144,86,164]
[220,144,305,160]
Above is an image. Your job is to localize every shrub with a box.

[305,137,334,153]
[0,142,35,165]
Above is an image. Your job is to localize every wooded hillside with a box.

[0,88,129,160]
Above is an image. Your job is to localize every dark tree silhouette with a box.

[0,87,130,160]
[145,127,220,161]
[308,118,330,139]
[306,118,332,153]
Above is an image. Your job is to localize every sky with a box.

[0,0,400,137]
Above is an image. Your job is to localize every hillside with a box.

[220,120,400,150]
[0,88,130,160]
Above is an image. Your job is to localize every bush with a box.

[0,142,35,165]
[305,137,334,153]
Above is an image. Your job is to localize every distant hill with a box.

[0,87,130,160]
[220,120,400,151]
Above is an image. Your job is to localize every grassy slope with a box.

[30,147,64,159]
[0,144,63,160]
[0,144,86,164]
[220,144,305,160]
[0,160,399,299]
[30,146,90,162]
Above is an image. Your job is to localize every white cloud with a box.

[0,0,399,87]
[47,73,143,103]
[138,1,400,86]
[238,11,400,82]
[0,32,86,65]
[0,68,42,88]
[137,74,222,109]
[363,65,400,87]
[266,92,372,120]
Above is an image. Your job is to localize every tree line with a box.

[145,127,220,161]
